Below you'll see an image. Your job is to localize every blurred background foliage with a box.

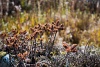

[0,0,100,47]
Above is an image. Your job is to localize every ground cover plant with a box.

[0,0,100,67]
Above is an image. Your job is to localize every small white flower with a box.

[66,27,70,34]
